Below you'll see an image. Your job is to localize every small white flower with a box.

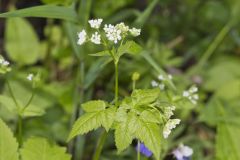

[159,83,165,90]
[172,144,193,160]
[27,74,34,81]
[77,30,87,45]
[189,86,198,93]
[183,91,189,97]
[168,74,173,79]
[158,75,164,81]
[163,128,171,139]
[90,32,101,44]
[129,27,141,36]
[2,60,9,66]
[151,80,158,87]
[116,22,129,33]
[88,19,103,29]
[104,24,122,43]
[163,119,181,138]
[193,94,199,100]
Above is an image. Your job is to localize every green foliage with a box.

[68,101,116,140]
[5,17,40,65]
[0,95,45,117]
[21,137,71,160]
[216,123,240,160]
[0,5,78,22]
[0,119,19,160]
[117,41,142,57]
[131,88,159,106]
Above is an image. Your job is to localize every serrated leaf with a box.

[0,5,78,22]
[134,117,161,160]
[21,137,71,160]
[68,107,116,140]
[0,118,19,160]
[216,123,240,160]
[5,17,40,65]
[131,88,160,106]
[115,112,137,152]
[0,95,45,117]
[82,100,106,112]
[118,40,142,58]
[141,110,161,123]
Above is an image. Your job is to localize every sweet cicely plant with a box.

[67,19,198,160]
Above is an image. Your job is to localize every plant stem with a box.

[115,62,119,106]
[92,60,119,160]
[137,141,141,160]
[93,130,108,160]
[18,115,23,146]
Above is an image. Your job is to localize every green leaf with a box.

[89,50,110,57]
[131,88,160,106]
[114,112,137,152]
[0,118,19,160]
[5,17,40,65]
[0,5,78,22]
[82,100,106,112]
[133,0,158,27]
[118,41,142,57]
[134,117,161,160]
[141,110,161,123]
[216,123,240,160]
[0,95,45,117]
[21,137,71,160]
[68,107,116,140]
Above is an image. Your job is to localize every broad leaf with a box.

[0,5,78,22]
[82,100,106,112]
[5,17,40,65]
[115,112,137,152]
[131,88,160,106]
[68,107,116,140]
[0,118,19,160]
[216,123,240,160]
[134,117,161,160]
[141,110,161,123]
[21,137,71,160]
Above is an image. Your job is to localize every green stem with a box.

[115,62,119,106]
[92,60,119,160]
[92,130,108,160]
[18,115,23,146]
[22,92,35,112]
[137,141,141,160]
[7,80,20,109]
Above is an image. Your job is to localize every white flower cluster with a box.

[0,57,10,66]
[183,86,199,104]
[27,73,34,81]
[163,119,181,138]
[151,74,173,90]
[91,32,101,44]
[172,144,193,160]
[77,19,141,46]
[88,19,103,29]
[164,105,176,119]
[129,27,141,36]
[104,24,122,44]
[77,30,87,45]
